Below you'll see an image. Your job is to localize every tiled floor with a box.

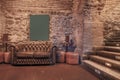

[0,63,99,80]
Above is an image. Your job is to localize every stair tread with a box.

[105,42,120,45]
[91,55,120,65]
[98,50,120,56]
[104,46,120,49]
[105,42,120,43]
[112,38,120,40]
[83,60,120,79]
[105,39,120,42]
[95,46,120,49]
[103,46,120,51]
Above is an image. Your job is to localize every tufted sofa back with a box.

[16,41,52,52]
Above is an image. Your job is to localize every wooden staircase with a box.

[82,31,120,80]
[82,46,120,80]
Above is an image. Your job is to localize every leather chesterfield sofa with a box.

[9,41,57,65]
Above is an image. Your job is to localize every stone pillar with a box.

[83,21,93,53]
[82,0,104,53]
[92,22,104,47]
[72,0,84,54]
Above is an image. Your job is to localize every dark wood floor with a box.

[0,63,99,80]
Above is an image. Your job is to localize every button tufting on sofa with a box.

[9,41,57,65]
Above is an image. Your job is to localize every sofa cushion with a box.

[17,52,34,58]
[34,52,50,59]
[34,52,48,55]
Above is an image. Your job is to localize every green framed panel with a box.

[30,15,49,41]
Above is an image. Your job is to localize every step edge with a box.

[90,55,120,65]
[97,50,120,56]
[83,60,120,79]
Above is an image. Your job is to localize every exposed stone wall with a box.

[1,0,73,42]
[82,0,120,53]
[2,0,119,54]
[0,3,5,41]
[71,0,84,53]
[0,4,2,40]
[101,0,120,40]
[82,0,104,53]
[0,0,83,53]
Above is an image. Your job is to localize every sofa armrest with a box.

[8,45,17,63]
[51,46,57,64]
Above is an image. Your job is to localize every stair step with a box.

[93,46,120,52]
[109,37,120,40]
[97,51,120,61]
[83,60,120,80]
[104,46,120,52]
[93,46,104,51]
[105,42,120,47]
[90,55,120,71]
[104,39,119,42]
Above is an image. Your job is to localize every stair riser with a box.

[93,47,104,51]
[90,57,120,71]
[97,53,115,60]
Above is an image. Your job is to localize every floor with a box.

[0,63,99,80]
